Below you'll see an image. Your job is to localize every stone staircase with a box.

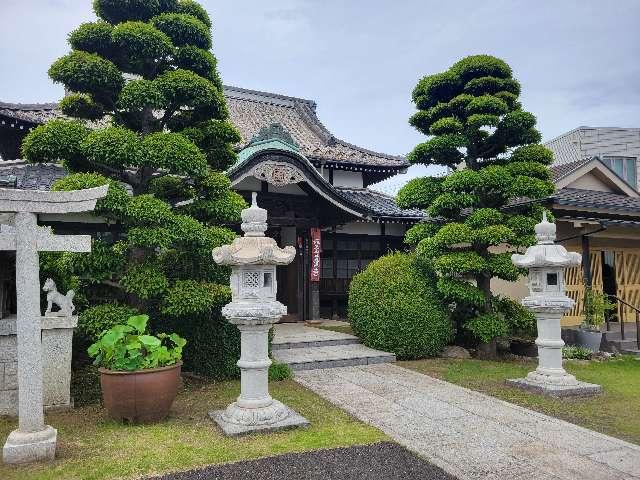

[271,323,395,370]
[602,323,640,356]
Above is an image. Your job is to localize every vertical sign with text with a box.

[309,228,321,282]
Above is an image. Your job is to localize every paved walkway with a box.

[296,363,640,480]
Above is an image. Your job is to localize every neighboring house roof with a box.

[0,161,66,190]
[553,187,640,213]
[550,158,591,182]
[0,85,408,171]
[544,126,640,166]
[550,157,639,197]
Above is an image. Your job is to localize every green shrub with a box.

[269,361,292,381]
[562,345,593,360]
[160,310,240,379]
[78,302,139,342]
[348,252,453,359]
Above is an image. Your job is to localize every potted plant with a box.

[576,288,614,352]
[88,314,186,423]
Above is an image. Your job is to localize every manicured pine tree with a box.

[397,55,554,356]
[22,0,246,375]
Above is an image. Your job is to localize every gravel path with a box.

[295,363,640,480]
[151,442,456,480]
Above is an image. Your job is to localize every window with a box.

[601,156,637,187]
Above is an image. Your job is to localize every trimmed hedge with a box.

[161,310,240,379]
[348,252,452,359]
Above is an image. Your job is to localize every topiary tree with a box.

[23,0,246,377]
[348,252,453,358]
[399,55,553,356]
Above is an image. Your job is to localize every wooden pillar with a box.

[582,234,592,287]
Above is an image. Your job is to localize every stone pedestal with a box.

[0,315,77,416]
[210,310,309,436]
[506,312,602,397]
[211,193,309,436]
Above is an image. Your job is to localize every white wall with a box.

[332,170,363,188]
[565,172,615,192]
[337,222,380,235]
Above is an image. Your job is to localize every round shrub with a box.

[52,172,130,219]
[93,0,163,24]
[141,131,208,177]
[21,120,89,165]
[59,93,104,121]
[175,0,211,27]
[68,21,114,57]
[81,126,141,169]
[111,21,174,74]
[78,302,139,342]
[151,12,211,49]
[48,50,123,105]
[348,252,452,358]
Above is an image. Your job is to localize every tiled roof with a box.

[335,187,425,220]
[550,158,592,182]
[0,161,67,190]
[0,85,408,169]
[0,102,63,125]
[553,187,640,213]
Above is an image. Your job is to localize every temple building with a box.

[0,86,424,321]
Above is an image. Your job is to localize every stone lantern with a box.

[210,192,309,435]
[507,213,602,397]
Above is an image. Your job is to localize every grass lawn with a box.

[0,376,386,480]
[400,355,640,445]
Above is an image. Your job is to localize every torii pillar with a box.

[0,185,107,464]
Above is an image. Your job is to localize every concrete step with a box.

[272,344,396,371]
[272,337,360,350]
[620,349,640,357]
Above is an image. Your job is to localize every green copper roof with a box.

[229,123,303,173]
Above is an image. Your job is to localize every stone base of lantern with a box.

[506,377,602,398]
[210,399,309,436]
[2,425,57,464]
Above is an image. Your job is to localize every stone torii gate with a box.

[0,185,107,464]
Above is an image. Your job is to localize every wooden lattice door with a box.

[615,250,640,323]
[562,250,602,325]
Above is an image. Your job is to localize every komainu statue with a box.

[43,278,75,317]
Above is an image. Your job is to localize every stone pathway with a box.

[272,323,395,370]
[295,363,640,480]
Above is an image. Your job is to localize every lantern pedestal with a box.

[209,313,309,436]
[506,311,602,397]
[508,213,602,398]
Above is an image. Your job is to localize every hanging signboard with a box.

[310,228,321,282]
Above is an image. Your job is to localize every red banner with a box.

[310,228,321,282]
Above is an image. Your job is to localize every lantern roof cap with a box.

[512,213,581,269]
[212,192,296,266]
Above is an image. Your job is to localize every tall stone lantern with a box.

[210,192,309,435]
[507,213,602,397]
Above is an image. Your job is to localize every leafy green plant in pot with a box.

[576,288,614,352]
[88,314,186,423]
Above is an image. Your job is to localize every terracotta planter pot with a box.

[99,362,181,424]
